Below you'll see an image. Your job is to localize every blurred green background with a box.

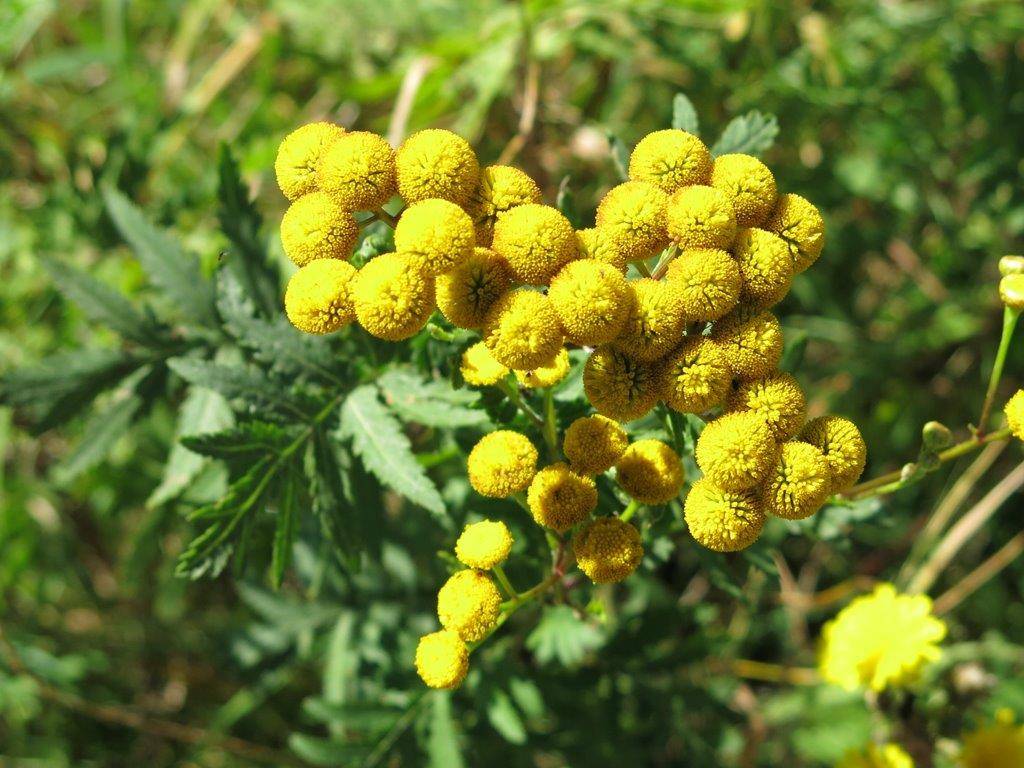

[2,0,1024,765]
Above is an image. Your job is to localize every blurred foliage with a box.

[2,0,1024,765]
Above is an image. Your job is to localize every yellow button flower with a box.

[659,335,733,414]
[351,253,435,341]
[710,307,784,379]
[396,128,480,206]
[318,131,397,211]
[800,415,867,493]
[437,569,502,642]
[482,289,564,370]
[628,129,712,193]
[415,629,469,689]
[280,192,359,267]
[710,153,777,227]
[515,348,570,389]
[548,260,633,346]
[726,371,806,440]
[684,478,765,552]
[763,192,825,274]
[819,583,946,692]
[1005,389,1024,441]
[665,185,738,250]
[615,439,685,505]
[574,517,643,584]
[761,441,831,520]
[695,411,779,492]
[460,341,509,387]
[732,227,794,309]
[960,710,1024,768]
[583,346,660,422]
[612,278,687,362]
[596,181,670,260]
[836,743,914,768]
[468,430,538,498]
[284,259,358,335]
[1001,274,1024,310]
[563,415,629,475]
[576,227,628,273]
[491,204,577,285]
[436,247,512,330]
[275,121,345,201]
[393,198,475,275]
[455,520,513,570]
[527,463,598,533]
[664,247,742,321]
[464,165,542,246]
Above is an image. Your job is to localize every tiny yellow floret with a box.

[491,204,578,285]
[583,346,660,422]
[660,335,733,414]
[527,463,598,533]
[284,259,358,334]
[732,227,794,309]
[726,371,806,440]
[275,121,345,200]
[612,278,687,362]
[455,520,513,570]
[280,192,359,267]
[563,415,629,475]
[684,479,765,552]
[595,181,670,261]
[415,629,469,689]
[695,411,779,492]
[710,307,784,379]
[615,439,685,505]
[665,248,742,321]
[436,247,511,330]
[467,431,538,498]
[710,153,777,227]
[548,260,633,346]
[576,227,628,273]
[574,517,643,584]
[763,193,825,273]
[1005,389,1024,441]
[760,441,831,520]
[515,348,571,389]
[437,569,502,642]
[396,129,480,206]
[628,129,712,192]
[460,342,509,386]
[351,253,435,341]
[465,165,542,246]
[800,415,868,493]
[665,185,738,250]
[393,198,475,275]
[482,289,564,370]
[318,131,397,211]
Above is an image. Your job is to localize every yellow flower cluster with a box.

[836,743,914,768]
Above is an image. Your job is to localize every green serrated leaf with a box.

[287,733,370,767]
[52,393,142,484]
[41,257,167,346]
[525,605,604,667]
[338,386,445,518]
[378,368,489,428]
[270,464,299,589]
[671,92,699,135]
[606,131,630,181]
[781,329,809,373]
[427,691,464,768]
[101,185,217,325]
[181,421,292,460]
[711,110,780,157]
[486,690,527,744]
[310,432,362,567]
[167,357,303,415]
[301,699,403,732]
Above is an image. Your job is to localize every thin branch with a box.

[496,1,539,166]
[932,529,1024,615]
[387,56,437,147]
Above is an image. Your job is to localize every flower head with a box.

[732,227,794,309]
[960,710,1024,768]
[583,347,660,422]
[394,198,475,275]
[280,192,359,267]
[482,289,564,370]
[684,478,765,552]
[576,227,628,273]
[665,185,738,250]
[284,259,358,334]
[665,247,742,321]
[396,129,479,206]
[465,165,542,246]
[275,121,345,200]
[836,743,915,768]
[318,131,397,211]
[596,181,670,261]
[695,411,779,491]
[660,335,732,414]
[1001,274,1024,310]
[615,439,685,504]
[437,569,502,642]
[761,441,831,520]
[628,129,712,193]
[351,253,435,340]
[763,193,825,274]
[612,278,687,362]
[819,583,946,692]
[710,153,777,227]
[460,341,509,386]
[515,348,570,389]
[527,463,598,533]
[548,260,633,346]
[468,431,538,498]
[436,247,511,330]
[563,415,629,476]
[574,517,643,584]
[1005,390,1024,441]
[800,415,867,493]
[710,307,784,379]
[455,520,513,570]
[415,629,469,689]
[491,204,577,285]
[726,371,806,440]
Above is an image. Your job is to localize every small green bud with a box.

[999,274,1024,311]
[998,255,1024,276]
[922,421,954,452]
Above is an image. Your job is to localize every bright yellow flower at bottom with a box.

[437,569,502,642]
[819,583,946,692]
[836,743,914,768]
[960,709,1024,768]
[415,630,469,689]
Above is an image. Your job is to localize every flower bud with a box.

[921,421,954,452]
[999,274,1024,310]
[998,255,1024,276]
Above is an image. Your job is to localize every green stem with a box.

[634,259,653,278]
[373,207,400,228]
[492,564,518,602]
[542,388,560,461]
[650,245,679,280]
[620,499,641,522]
[496,378,544,430]
[977,305,1020,437]
[511,491,531,514]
